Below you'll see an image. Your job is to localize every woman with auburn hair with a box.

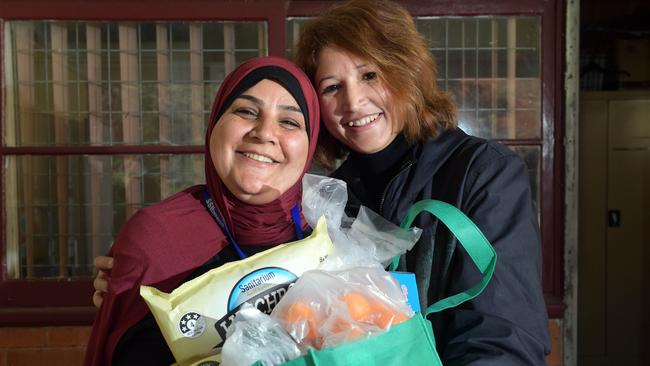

[295,0,550,364]
[295,0,456,171]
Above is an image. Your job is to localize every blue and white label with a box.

[227,267,297,311]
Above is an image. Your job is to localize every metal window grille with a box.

[3,21,267,279]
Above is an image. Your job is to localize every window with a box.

[417,16,542,204]
[4,21,267,280]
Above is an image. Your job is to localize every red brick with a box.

[0,328,46,348]
[46,326,92,347]
[6,348,84,366]
[545,319,563,366]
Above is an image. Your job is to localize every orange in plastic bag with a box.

[370,297,410,329]
[283,302,320,343]
[272,268,414,351]
[341,291,408,329]
[276,290,410,350]
[342,292,372,322]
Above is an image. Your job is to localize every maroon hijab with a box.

[204,56,320,246]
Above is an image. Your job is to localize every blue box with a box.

[389,271,420,313]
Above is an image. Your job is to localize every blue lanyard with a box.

[201,189,303,260]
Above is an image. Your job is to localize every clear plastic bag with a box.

[301,174,422,268]
[270,266,414,351]
[221,304,301,366]
[301,173,349,234]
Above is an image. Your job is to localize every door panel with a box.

[578,99,608,358]
[579,94,650,366]
[606,99,649,364]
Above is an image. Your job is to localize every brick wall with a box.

[0,321,563,365]
[0,326,91,366]
[546,319,564,366]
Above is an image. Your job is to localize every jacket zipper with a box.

[378,160,413,216]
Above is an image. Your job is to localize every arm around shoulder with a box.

[84,211,159,366]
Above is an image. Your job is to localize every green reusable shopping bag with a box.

[256,200,497,366]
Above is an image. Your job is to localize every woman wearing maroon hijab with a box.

[84,56,320,366]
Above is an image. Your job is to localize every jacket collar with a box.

[382,128,471,221]
[335,128,472,222]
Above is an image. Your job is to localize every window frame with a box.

[0,0,565,325]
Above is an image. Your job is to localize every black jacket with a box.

[333,128,551,365]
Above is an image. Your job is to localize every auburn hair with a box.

[294,0,457,170]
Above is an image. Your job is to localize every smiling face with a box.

[315,46,401,154]
[210,79,309,205]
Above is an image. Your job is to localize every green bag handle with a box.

[389,199,497,317]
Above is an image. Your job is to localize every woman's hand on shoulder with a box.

[92,255,113,308]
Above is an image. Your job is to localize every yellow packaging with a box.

[141,217,332,366]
